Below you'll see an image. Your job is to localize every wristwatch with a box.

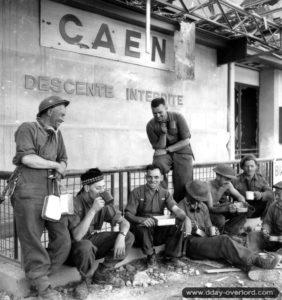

[119,231,126,237]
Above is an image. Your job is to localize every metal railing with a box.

[0,158,275,263]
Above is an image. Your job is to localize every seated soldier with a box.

[125,164,187,268]
[66,168,135,300]
[247,181,282,255]
[207,164,253,235]
[166,180,281,281]
[232,155,274,219]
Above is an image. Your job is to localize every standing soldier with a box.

[11,96,71,300]
[146,98,194,202]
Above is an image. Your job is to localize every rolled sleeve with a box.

[12,123,37,165]
[177,114,191,140]
[165,191,177,211]
[57,130,68,165]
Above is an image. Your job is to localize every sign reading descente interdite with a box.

[40,0,175,71]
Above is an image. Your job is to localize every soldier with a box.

[66,168,134,300]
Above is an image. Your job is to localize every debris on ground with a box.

[1,253,282,300]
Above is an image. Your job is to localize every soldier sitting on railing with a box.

[207,164,254,235]
[124,164,189,269]
[232,155,274,220]
[65,168,134,300]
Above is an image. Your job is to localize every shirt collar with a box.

[242,172,258,181]
[37,119,58,135]
[145,183,159,192]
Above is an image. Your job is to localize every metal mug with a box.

[246,191,254,200]
[99,191,114,205]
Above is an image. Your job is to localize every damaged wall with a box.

[0,0,229,171]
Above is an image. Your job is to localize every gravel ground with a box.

[1,255,282,300]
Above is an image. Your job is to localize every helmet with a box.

[37,96,70,117]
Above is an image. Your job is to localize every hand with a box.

[261,228,270,240]
[142,217,156,227]
[160,122,168,134]
[55,162,67,178]
[154,149,167,157]
[254,191,262,200]
[114,234,126,259]
[91,197,105,213]
[181,216,192,237]
[229,203,237,213]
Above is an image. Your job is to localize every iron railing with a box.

[0,158,275,263]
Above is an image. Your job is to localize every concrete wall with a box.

[259,69,282,158]
[0,0,229,171]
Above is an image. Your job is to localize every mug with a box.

[99,191,114,205]
[209,226,216,236]
[246,191,254,200]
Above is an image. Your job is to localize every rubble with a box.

[132,271,151,287]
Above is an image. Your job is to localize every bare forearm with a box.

[72,210,96,241]
[125,211,146,225]
[119,219,130,234]
[167,138,189,153]
[21,154,60,170]
[172,205,186,221]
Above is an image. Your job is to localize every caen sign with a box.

[41,0,174,70]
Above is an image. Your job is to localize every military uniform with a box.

[232,172,274,218]
[146,111,193,202]
[67,192,134,278]
[11,96,71,295]
[125,184,177,255]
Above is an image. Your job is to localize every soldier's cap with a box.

[37,96,70,117]
[185,180,210,202]
[273,181,282,189]
[81,168,104,186]
[213,164,236,179]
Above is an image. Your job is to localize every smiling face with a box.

[152,104,168,123]
[242,159,257,177]
[146,168,163,190]
[49,105,67,130]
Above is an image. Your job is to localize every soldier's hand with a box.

[91,197,105,213]
[114,235,126,259]
[143,217,156,227]
[55,162,67,177]
[160,122,168,133]
[254,191,262,200]
[229,203,237,213]
[262,228,270,240]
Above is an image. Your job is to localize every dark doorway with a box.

[235,83,259,159]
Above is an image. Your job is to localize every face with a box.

[275,189,282,200]
[242,160,257,177]
[216,174,231,185]
[152,104,168,122]
[49,105,67,129]
[86,179,106,200]
[146,168,163,190]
